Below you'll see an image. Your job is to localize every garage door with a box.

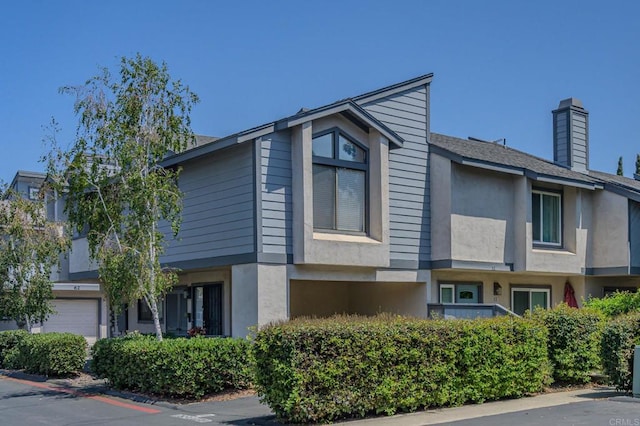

[43,299,99,345]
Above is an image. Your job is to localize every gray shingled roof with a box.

[429,133,601,185]
[588,170,640,193]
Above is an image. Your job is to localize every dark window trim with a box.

[510,284,552,314]
[137,299,163,323]
[532,187,564,248]
[191,282,224,336]
[602,286,639,297]
[312,127,369,234]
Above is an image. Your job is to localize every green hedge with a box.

[253,315,551,424]
[0,330,29,368]
[532,304,604,383]
[91,335,253,398]
[9,333,87,376]
[600,313,640,392]
[584,290,640,317]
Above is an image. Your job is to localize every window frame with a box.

[312,127,369,235]
[438,282,483,304]
[137,299,163,323]
[510,286,551,315]
[28,186,39,200]
[532,188,563,247]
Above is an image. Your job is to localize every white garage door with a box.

[43,299,99,344]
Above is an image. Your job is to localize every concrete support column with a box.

[513,176,529,271]
[634,345,640,398]
[231,263,288,338]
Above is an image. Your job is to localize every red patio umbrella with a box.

[564,282,578,308]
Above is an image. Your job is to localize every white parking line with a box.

[170,413,217,423]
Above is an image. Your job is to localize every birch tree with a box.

[48,54,199,340]
[0,188,69,330]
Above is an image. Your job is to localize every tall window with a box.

[312,129,367,233]
[511,287,550,315]
[532,189,561,245]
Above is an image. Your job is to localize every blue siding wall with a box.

[161,143,255,264]
[361,86,430,267]
[259,131,293,256]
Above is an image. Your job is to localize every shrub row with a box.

[0,331,86,376]
[584,290,640,317]
[0,330,29,368]
[600,313,640,392]
[532,304,604,383]
[91,334,253,398]
[253,315,551,424]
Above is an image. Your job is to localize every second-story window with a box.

[532,189,561,246]
[312,129,367,233]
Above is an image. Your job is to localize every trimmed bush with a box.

[13,333,87,376]
[0,330,29,368]
[253,315,551,424]
[91,335,253,398]
[532,304,604,383]
[600,313,640,392]
[584,290,640,317]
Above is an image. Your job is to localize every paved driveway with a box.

[3,373,640,426]
[0,375,277,425]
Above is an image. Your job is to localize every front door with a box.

[456,284,479,303]
[193,283,223,336]
[166,291,189,335]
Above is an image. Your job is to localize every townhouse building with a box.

[4,73,639,339]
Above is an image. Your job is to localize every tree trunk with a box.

[149,297,163,341]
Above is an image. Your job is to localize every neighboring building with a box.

[0,171,108,344]
[7,74,640,339]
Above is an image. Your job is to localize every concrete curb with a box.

[344,387,622,425]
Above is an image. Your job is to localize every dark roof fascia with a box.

[9,170,46,188]
[587,171,640,200]
[163,74,436,166]
[278,100,405,149]
[162,123,275,167]
[460,158,524,176]
[524,170,601,190]
[431,144,600,189]
[600,182,640,203]
[431,144,522,175]
[353,73,434,105]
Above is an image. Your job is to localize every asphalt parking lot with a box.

[2,373,640,426]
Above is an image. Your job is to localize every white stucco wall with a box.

[450,164,515,264]
[231,263,288,337]
[589,190,629,269]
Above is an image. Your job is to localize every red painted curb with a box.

[0,375,162,414]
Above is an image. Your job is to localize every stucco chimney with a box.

[552,98,589,172]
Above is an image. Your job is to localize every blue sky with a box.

[1,1,639,184]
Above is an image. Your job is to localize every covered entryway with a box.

[42,299,100,344]
[289,280,427,318]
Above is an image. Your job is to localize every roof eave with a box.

[281,101,404,148]
[162,124,275,167]
[431,145,599,189]
[354,73,433,104]
[526,171,601,190]
[601,182,640,202]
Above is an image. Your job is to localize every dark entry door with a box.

[193,283,223,336]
